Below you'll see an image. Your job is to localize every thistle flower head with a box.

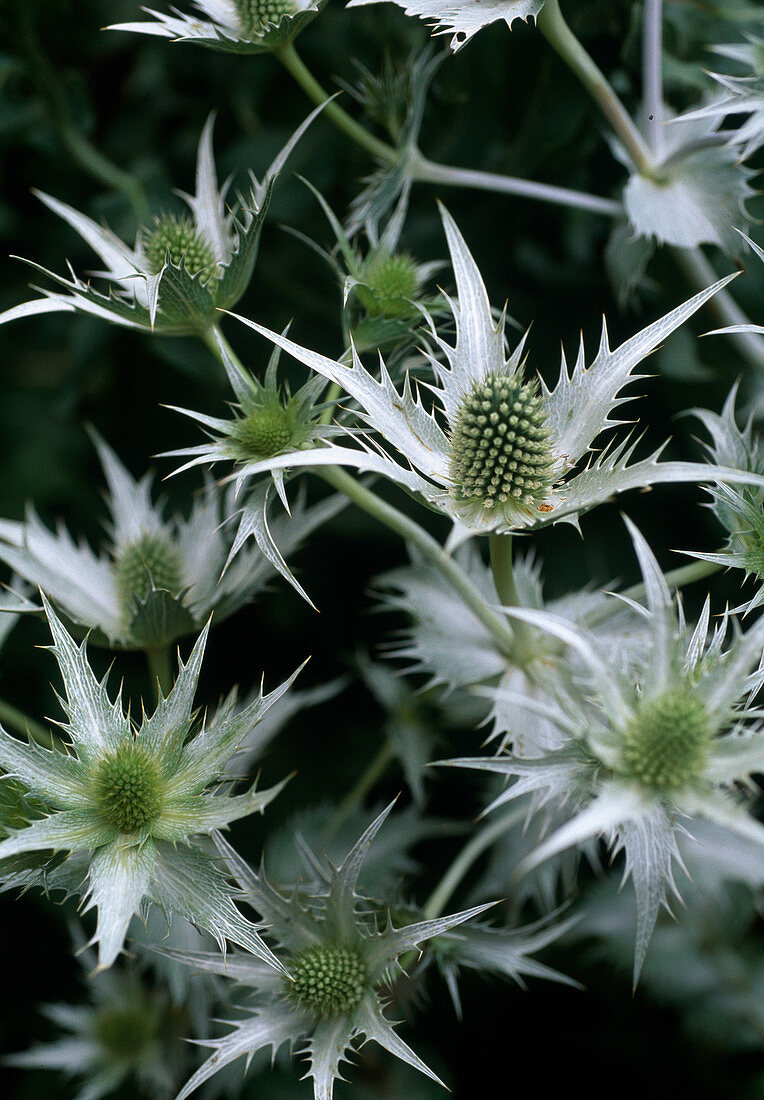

[447,520,764,982]
[227,204,753,543]
[163,805,492,1099]
[0,431,341,647]
[7,931,192,1098]
[0,108,324,335]
[109,0,325,54]
[0,596,296,969]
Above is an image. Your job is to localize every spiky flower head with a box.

[345,0,545,52]
[109,0,326,54]
[0,595,296,969]
[0,108,323,336]
[225,204,763,542]
[679,36,764,161]
[164,329,347,511]
[0,431,342,648]
[686,382,764,613]
[7,932,192,1098]
[297,179,445,356]
[447,520,764,983]
[162,806,492,1099]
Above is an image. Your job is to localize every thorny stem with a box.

[14,10,149,221]
[672,247,764,373]
[321,740,396,842]
[0,698,53,749]
[537,0,654,176]
[318,468,516,659]
[411,155,622,217]
[276,42,623,218]
[643,0,665,158]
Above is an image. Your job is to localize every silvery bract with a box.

[447,521,764,982]
[0,597,295,970]
[0,109,322,335]
[225,205,764,543]
[622,112,755,254]
[679,36,764,161]
[165,806,492,1099]
[0,432,341,648]
[110,0,325,54]
[346,0,545,52]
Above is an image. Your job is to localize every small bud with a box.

[356,252,421,318]
[94,743,162,833]
[288,943,367,1018]
[142,214,217,279]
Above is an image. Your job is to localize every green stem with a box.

[422,807,522,921]
[411,155,623,218]
[537,0,654,176]
[146,645,173,703]
[489,534,534,661]
[0,699,53,748]
[671,247,764,374]
[583,558,722,629]
[275,43,396,164]
[277,42,625,218]
[318,467,516,659]
[322,739,396,842]
[15,11,148,221]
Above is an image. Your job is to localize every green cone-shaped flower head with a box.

[356,251,422,319]
[235,0,298,34]
[142,214,218,280]
[449,374,555,510]
[288,943,367,1018]
[620,688,712,792]
[114,532,185,617]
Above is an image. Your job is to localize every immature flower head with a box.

[110,0,325,54]
[166,806,492,1099]
[0,108,323,335]
[0,431,341,647]
[620,688,712,792]
[0,596,297,969]
[7,933,193,1098]
[93,743,163,833]
[141,214,218,280]
[289,943,368,1017]
[355,251,423,318]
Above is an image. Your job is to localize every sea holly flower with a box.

[0,109,322,336]
[225,205,764,543]
[447,520,764,982]
[345,0,545,52]
[0,596,297,970]
[684,383,764,612]
[164,806,492,1098]
[679,36,764,161]
[292,180,445,355]
[109,0,326,54]
[0,431,342,648]
[164,328,347,508]
[8,932,192,1099]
